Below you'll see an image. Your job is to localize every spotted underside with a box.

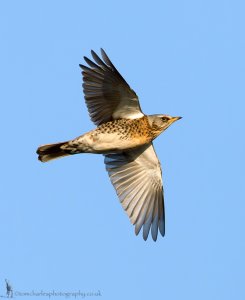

[92,116,155,141]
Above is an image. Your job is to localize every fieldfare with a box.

[37,49,181,241]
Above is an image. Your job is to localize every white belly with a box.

[74,131,143,153]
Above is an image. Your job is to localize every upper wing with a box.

[80,49,144,126]
[104,143,165,241]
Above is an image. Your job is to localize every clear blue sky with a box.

[1,1,245,299]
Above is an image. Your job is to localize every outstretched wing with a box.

[104,143,165,241]
[80,49,144,126]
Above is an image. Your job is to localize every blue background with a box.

[1,1,244,299]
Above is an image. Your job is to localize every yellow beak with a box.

[169,116,182,124]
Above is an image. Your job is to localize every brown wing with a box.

[104,143,165,241]
[80,49,144,126]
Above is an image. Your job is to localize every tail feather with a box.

[37,141,70,162]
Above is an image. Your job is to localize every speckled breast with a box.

[88,116,154,152]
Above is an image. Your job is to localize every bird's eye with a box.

[161,117,168,122]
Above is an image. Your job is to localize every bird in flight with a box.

[37,49,181,241]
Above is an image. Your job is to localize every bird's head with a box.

[147,114,182,137]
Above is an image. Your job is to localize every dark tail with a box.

[37,141,70,162]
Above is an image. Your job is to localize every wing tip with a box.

[134,224,165,241]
